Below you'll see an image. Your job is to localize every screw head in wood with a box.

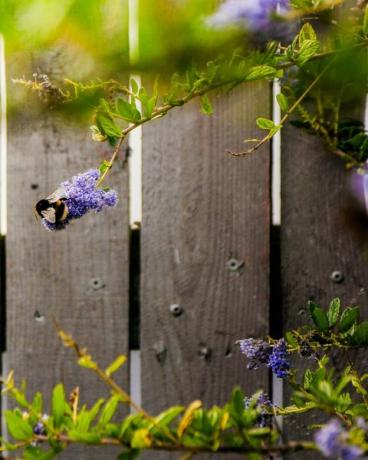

[169,304,183,317]
[198,346,212,362]
[226,258,244,272]
[89,278,105,290]
[331,270,344,284]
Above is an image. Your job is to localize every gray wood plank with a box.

[6,112,129,460]
[281,125,368,458]
[141,82,271,417]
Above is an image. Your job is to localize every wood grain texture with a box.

[281,126,368,458]
[141,83,271,416]
[6,112,129,460]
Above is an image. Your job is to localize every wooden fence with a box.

[3,75,368,460]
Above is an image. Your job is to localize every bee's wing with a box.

[47,187,66,203]
[41,207,56,223]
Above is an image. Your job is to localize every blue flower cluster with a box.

[238,337,290,378]
[268,338,290,378]
[238,338,272,369]
[206,0,289,32]
[42,169,118,231]
[244,392,273,427]
[315,419,363,460]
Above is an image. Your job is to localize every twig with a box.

[95,41,368,186]
[229,60,335,157]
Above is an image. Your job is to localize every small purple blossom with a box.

[244,392,273,427]
[206,0,290,33]
[42,169,118,231]
[238,338,272,369]
[33,421,46,436]
[315,419,363,460]
[268,338,290,378]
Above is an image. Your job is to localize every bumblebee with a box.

[35,188,68,224]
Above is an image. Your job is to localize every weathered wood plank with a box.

[141,83,271,415]
[6,111,129,459]
[281,126,368,458]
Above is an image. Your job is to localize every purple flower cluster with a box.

[33,421,46,436]
[238,338,272,369]
[206,0,289,32]
[238,338,291,378]
[244,392,273,427]
[42,169,118,231]
[268,338,290,378]
[315,419,363,460]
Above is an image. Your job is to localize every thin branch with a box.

[229,60,334,157]
[33,433,317,455]
[95,40,368,187]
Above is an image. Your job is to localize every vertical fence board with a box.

[6,112,129,460]
[141,83,271,415]
[281,126,368,457]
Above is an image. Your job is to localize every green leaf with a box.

[99,160,111,175]
[52,383,66,429]
[24,446,58,460]
[327,298,341,327]
[5,411,34,441]
[276,93,289,112]
[96,112,121,138]
[130,78,139,95]
[78,356,97,369]
[200,94,213,115]
[116,98,141,122]
[117,450,140,460]
[131,428,151,448]
[105,355,127,377]
[296,39,320,66]
[308,301,329,332]
[68,431,102,444]
[363,5,368,36]
[338,307,360,333]
[245,65,277,81]
[298,23,317,44]
[285,331,298,347]
[256,117,275,130]
[97,395,121,428]
[304,369,313,389]
[352,321,368,346]
[31,392,43,415]
[87,399,105,426]
[154,406,184,427]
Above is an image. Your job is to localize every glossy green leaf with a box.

[327,298,340,327]
[24,446,58,460]
[308,301,329,332]
[116,98,141,122]
[5,411,34,441]
[52,383,66,428]
[117,450,140,460]
[245,65,277,81]
[97,395,121,428]
[105,355,127,377]
[352,321,368,346]
[276,93,289,112]
[256,117,275,130]
[298,23,317,44]
[338,307,359,333]
[68,430,102,444]
[96,112,121,138]
[296,40,320,66]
